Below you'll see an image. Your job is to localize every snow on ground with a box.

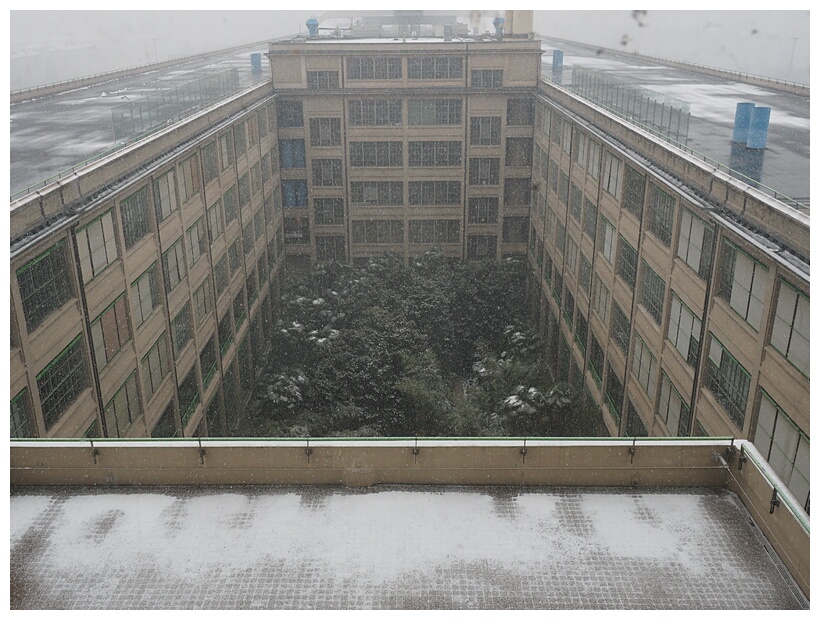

[10,486,805,609]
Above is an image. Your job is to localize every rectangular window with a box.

[610,302,630,355]
[251,162,262,195]
[658,372,692,437]
[632,333,658,400]
[640,261,666,325]
[605,365,624,425]
[770,279,809,376]
[471,69,503,89]
[279,139,305,169]
[233,122,247,156]
[717,240,769,331]
[351,181,404,206]
[283,217,311,244]
[76,210,118,282]
[281,180,309,207]
[564,235,579,273]
[753,391,810,513]
[90,294,129,369]
[314,197,345,225]
[409,181,460,206]
[233,289,247,328]
[589,336,604,385]
[408,141,461,167]
[207,201,223,244]
[202,141,219,185]
[575,310,588,353]
[502,216,529,244]
[178,366,201,427]
[218,311,234,355]
[171,302,193,357]
[229,238,243,274]
[667,292,702,368]
[506,98,534,125]
[617,237,638,290]
[307,70,339,90]
[504,178,532,206]
[186,218,206,268]
[346,56,402,80]
[351,220,404,244]
[602,152,622,198]
[549,160,559,194]
[579,254,592,295]
[598,217,615,264]
[469,158,499,185]
[11,389,32,439]
[409,220,461,244]
[37,334,87,430]
[348,99,402,126]
[309,118,342,146]
[219,132,234,170]
[179,154,201,203]
[569,184,582,222]
[468,197,499,224]
[564,289,575,327]
[593,275,610,324]
[349,142,403,167]
[573,129,587,167]
[193,278,212,326]
[161,238,186,294]
[200,338,218,389]
[408,56,463,79]
[131,263,159,326]
[119,186,151,249]
[151,401,178,438]
[214,254,228,298]
[142,333,170,401]
[505,138,532,167]
[587,140,601,180]
[647,184,676,247]
[238,173,251,209]
[408,99,462,125]
[223,184,238,224]
[558,172,570,206]
[311,159,343,186]
[677,208,715,280]
[561,121,572,155]
[277,100,303,128]
[467,235,497,260]
[104,372,141,438]
[470,117,501,145]
[315,236,346,262]
[623,166,646,219]
[583,199,598,241]
[153,170,177,222]
[706,334,751,428]
[17,241,76,333]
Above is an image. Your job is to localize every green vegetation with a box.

[239,252,597,438]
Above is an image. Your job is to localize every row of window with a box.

[300,65,508,89]
[280,98,533,130]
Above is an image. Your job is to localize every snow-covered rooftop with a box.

[10,485,807,609]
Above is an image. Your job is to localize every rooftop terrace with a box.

[10,438,810,609]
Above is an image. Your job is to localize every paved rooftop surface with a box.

[10,46,270,198]
[542,40,810,207]
[10,485,807,610]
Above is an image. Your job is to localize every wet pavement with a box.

[10,485,808,609]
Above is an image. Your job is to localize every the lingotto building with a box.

[9,11,809,515]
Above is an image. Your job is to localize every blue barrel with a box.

[553,50,564,71]
[746,106,771,149]
[250,53,262,73]
[732,102,754,143]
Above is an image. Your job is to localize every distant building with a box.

[9,11,809,514]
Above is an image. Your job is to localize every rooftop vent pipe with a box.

[306,18,319,38]
[493,17,504,40]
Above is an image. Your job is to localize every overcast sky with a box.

[7,9,811,90]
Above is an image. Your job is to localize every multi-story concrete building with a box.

[9,12,809,515]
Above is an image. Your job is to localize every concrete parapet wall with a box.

[11,438,807,598]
